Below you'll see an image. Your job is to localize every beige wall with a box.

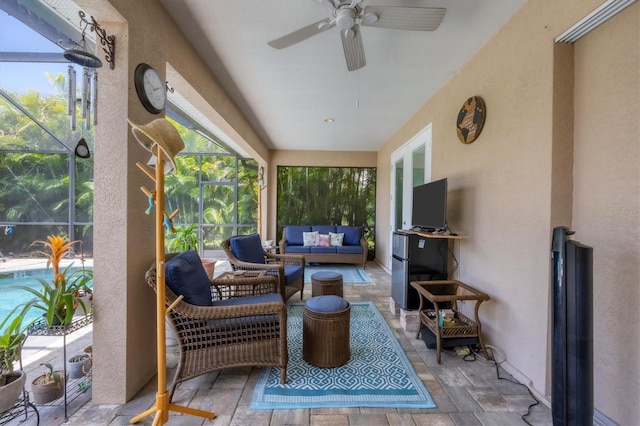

[571,5,639,423]
[82,0,272,403]
[376,1,638,424]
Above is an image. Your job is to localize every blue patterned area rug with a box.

[251,302,436,409]
[304,265,371,283]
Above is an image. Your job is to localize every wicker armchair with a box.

[222,234,305,301]
[145,257,288,401]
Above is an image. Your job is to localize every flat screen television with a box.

[411,178,448,232]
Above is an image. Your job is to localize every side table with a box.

[410,280,490,364]
[211,271,279,299]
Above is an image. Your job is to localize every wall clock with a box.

[134,63,166,114]
[456,96,486,144]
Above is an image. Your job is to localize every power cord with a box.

[471,345,540,425]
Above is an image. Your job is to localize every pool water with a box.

[0,267,93,328]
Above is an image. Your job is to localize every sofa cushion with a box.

[284,226,311,245]
[329,232,344,247]
[312,225,336,234]
[315,233,331,247]
[310,246,337,254]
[230,234,265,264]
[165,250,212,306]
[285,246,310,254]
[337,245,363,254]
[336,226,361,246]
[303,231,318,247]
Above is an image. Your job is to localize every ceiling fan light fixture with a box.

[323,117,335,123]
[336,8,356,30]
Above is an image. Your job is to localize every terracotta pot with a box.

[201,259,216,279]
[0,370,26,413]
[31,372,65,404]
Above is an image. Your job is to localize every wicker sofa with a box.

[279,225,368,268]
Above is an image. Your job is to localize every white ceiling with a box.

[160,1,527,152]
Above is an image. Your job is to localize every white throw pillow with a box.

[303,231,319,247]
[329,232,344,247]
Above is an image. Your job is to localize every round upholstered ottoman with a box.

[303,295,351,368]
[311,271,344,297]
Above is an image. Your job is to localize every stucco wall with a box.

[81,0,272,403]
[376,0,639,423]
[571,4,639,423]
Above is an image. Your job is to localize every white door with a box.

[390,125,432,261]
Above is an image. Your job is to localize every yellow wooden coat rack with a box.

[129,136,215,424]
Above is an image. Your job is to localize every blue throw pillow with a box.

[336,226,361,246]
[284,226,310,246]
[230,234,265,264]
[165,250,212,306]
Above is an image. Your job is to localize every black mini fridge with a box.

[551,227,593,425]
[391,231,448,310]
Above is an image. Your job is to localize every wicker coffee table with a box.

[303,295,351,368]
[311,271,344,297]
[210,271,278,299]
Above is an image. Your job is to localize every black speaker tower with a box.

[551,227,593,425]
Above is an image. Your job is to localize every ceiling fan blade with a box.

[341,24,365,71]
[361,6,446,31]
[268,18,334,49]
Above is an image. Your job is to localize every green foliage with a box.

[0,304,29,375]
[276,166,376,255]
[166,223,199,252]
[14,264,93,327]
[39,362,61,384]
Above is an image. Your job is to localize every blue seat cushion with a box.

[336,226,361,246]
[284,246,309,254]
[284,226,311,246]
[284,265,303,285]
[165,250,212,306]
[310,247,337,254]
[337,245,363,254]
[230,234,265,264]
[311,271,342,281]
[305,295,349,312]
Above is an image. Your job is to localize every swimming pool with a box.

[0,267,93,328]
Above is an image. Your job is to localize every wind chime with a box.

[64,11,116,157]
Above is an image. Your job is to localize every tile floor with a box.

[10,261,554,425]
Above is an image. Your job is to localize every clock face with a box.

[456,96,486,144]
[134,63,166,114]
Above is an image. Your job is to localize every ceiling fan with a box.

[267,0,446,71]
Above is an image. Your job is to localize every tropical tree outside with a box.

[277,166,376,258]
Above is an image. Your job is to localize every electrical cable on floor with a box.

[470,345,540,426]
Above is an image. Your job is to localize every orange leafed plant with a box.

[14,235,93,326]
[34,235,77,289]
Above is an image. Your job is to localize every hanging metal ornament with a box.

[65,11,108,131]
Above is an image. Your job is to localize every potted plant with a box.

[0,306,28,413]
[166,224,216,278]
[31,363,65,404]
[14,235,93,327]
[66,353,91,379]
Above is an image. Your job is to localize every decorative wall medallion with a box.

[456,96,486,144]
